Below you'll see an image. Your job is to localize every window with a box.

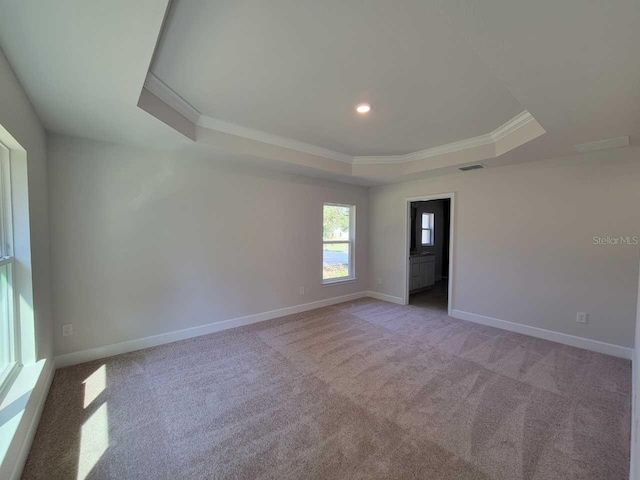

[323,203,355,283]
[421,212,434,246]
[0,141,16,391]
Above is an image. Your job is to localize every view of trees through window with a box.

[323,204,353,281]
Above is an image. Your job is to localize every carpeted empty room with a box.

[2,1,640,480]
[24,299,631,479]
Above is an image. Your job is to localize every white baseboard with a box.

[55,292,368,368]
[54,293,632,367]
[452,309,633,360]
[366,291,405,305]
[4,359,55,480]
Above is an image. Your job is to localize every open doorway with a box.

[404,194,454,315]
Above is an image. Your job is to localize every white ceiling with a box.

[435,0,640,148]
[152,0,524,157]
[0,0,638,185]
[0,0,186,149]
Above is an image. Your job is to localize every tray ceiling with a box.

[150,0,526,158]
[4,0,636,185]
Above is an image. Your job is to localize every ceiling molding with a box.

[352,110,535,165]
[197,115,353,164]
[491,110,535,142]
[574,136,629,153]
[139,71,545,182]
[352,135,493,165]
[142,71,538,169]
[196,110,535,166]
[143,72,201,124]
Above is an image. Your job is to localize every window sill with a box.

[323,277,357,286]
[0,359,52,479]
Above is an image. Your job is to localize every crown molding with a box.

[491,110,535,142]
[197,110,535,166]
[197,115,353,164]
[139,71,540,171]
[352,111,535,165]
[574,135,629,153]
[143,72,201,124]
[352,133,494,165]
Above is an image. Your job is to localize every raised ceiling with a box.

[151,0,525,158]
[0,0,637,185]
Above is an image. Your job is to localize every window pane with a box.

[421,230,432,245]
[422,212,433,229]
[323,205,350,241]
[323,242,350,280]
[0,263,11,374]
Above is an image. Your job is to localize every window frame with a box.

[421,212,434,246]
[322,203,356,285]
[0,141,18,395]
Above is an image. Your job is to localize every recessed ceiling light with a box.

[356,103,371,114]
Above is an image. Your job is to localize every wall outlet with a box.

[62,324,73,336]
[377,278,383,285]
[576,312,588,324]
[299,287,305,295]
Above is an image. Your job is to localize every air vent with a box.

[459,164,485,172]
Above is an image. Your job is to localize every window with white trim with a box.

[323,203,355,283]
[0,141,16,391]
[421,212,434,246]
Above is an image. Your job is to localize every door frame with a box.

[403,193,455,315]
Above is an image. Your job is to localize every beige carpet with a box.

[23,298,630,479]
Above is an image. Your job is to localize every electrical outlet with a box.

[576,312,588,324]
[62,324,73,336]
[299,287,305,295]
[377,278,383,285]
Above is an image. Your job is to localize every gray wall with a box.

[0,47,53,479]
[48,135,369,356]
[369,146,640,348]
[0,49,52,361]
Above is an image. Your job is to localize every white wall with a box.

[0,47,53,480]
[0,49,52,361]
[48,135,369,356]
[369,146,640,348]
